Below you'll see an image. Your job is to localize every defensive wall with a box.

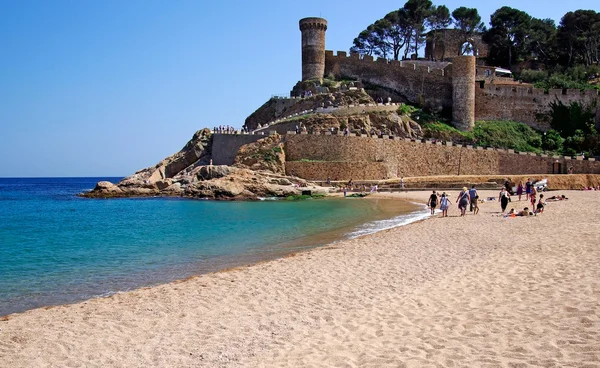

[425,29,488,60]
[475,84,600,130]
[283,133,600,180]
[324,51,453,113]
[322,51,600,131]
[211,134,266,165]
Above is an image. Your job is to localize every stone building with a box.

[296,17,600,132]
[424,29,488,61]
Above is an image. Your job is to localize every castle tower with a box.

[299,17,328,81]
[451,56,476,131]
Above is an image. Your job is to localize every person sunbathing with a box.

[547,195,568,201]
[517,207,533,217]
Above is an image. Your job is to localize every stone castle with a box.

[296,17,600,131]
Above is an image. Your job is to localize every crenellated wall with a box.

[321,51,600,131]
[324,51,453,113]
[283,133,600,180]
[475,84,600,130]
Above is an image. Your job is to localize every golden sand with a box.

[1,190,599,367]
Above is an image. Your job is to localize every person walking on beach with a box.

[456,187,470,217]
[525,178,532,200]
[499,187,511,213]
[427,190,438,215]
[516,181,524,201]
[468,185,478,212]
[440,192,450,217]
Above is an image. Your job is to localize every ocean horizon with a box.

[0,177,427,316]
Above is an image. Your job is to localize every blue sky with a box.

[1,0,597,177]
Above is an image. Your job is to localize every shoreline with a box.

[2,190,599,367]
[0,195,423,318]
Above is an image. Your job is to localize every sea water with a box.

[0,177,426,316]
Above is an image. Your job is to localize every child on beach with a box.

[439,192,450,217]
[472,195,480,214]
[536,194,545,214]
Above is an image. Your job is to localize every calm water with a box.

[0,177,426,316]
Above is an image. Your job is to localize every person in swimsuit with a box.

[499,187,510,213]
[530,186,537,208]
[516,181,524,201]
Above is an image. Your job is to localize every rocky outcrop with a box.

[281,111,422,138]
[83,131,326,200]
[233,134,286,175]
[245,90,375,130]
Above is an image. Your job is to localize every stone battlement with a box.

[324,50,454,115]
[479,84,600,98]
[324,50,449,77]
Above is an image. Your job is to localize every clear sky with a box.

[1,0,597,177]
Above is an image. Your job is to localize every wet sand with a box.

[1,190,599,367]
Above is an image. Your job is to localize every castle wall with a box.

[425,29,488,60]
[324,51,453,112]
[475,85,600,130]
[211,134,267,165]
[284,134,600,180]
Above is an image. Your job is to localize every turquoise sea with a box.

[0,177,427,316]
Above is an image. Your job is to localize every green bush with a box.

[398,103,418,115]
[472,121,543,153]
[421,122,473,143]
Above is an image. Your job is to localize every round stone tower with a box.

[299,17,328,81]
[451,56,476,131]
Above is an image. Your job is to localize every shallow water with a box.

[0,177,425,315]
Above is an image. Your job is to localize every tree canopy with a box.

[349,1,600,71]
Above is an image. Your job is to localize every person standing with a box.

[456,187,470,217]
[516,181,524,201]
[400,177,405,190]
[427,190,438,215]
[530,185,537,209]
[525,178,532,200]
[468,185,478,212]
[499,187,511,213]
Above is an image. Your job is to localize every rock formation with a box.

[83,130,324,200]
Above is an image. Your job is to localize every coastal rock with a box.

[234,134,286,175]
[194,165,234,181]
[82,128,329,200]
[93,181,123,194]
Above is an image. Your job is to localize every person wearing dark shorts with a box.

[468,185,478,212]
[427,190,438,215]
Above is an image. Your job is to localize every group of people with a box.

[213,125,236,134]
[427,185,479,217]
[503,178,544,214]
[426,183,548,217]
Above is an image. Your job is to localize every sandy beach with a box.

[1,190,599,367]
